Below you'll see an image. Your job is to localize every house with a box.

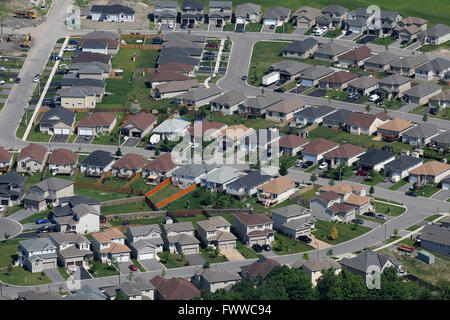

[197,216,237,250]
[112,153,146,178]
[240,257,280,281]
[314,43,350,62]
[53,203,100,234]
[369,10,402,36]
[234,212,274,245]
[415,58,450,80]
[358,149,395,172]
[162,221,200,255]
[238,94,284,116]
[67,62,110,80]
[431,130,450,149]
[208,1,232,26]
[390,55,429,76]
[153,80,199,100]
[71,52,111,65]
[39,107,75,136]
[180,0,205,25]
[429,90,450,109]
[219,124,255,151]
[142,153,178,184]
[293,257,342,286]
[409,160,450,185]
[188,121,226,142]
[344,7,375,34]
[171,163,215,186]
[364,53,401,72]
[294,105,336,126]
[265,95,306,123]
[339,250,403,281]
[418,24,450,45]
[174,85,224,107]
[292,6,321,28]
[57,87,97,109]
[59,79,106,103]
[282,38,319,59]
[346,76,379,96]
[91,228,131,263]
[157,63,195,76]
[50,233,92,270]
[301,138,339,164]
[150,276,201,300]
[320,5,348,29]
[192,269,241,293]
[200,166,241,192]
[79,31,120,55]
[375,74,411,99]
[278,134,310,156]
[120,112,157,139]
[323,109,353,129]
[91,4,135,22]
[384,155,424,182]
[337,46,371,68]
[310,190,355,222]
[17,290,63,300]
[376,118,414,142]
[126,224,164,257]
[152,118,190,141]
[318,71,358,90]
[270,204,315,238]
[81,40,108,55]
[419,224,450,257]
[118,278,156,300]
[256,176,297,207]
[322,144,366,168]
[65,285,107,300]
[80,150,115,177]
[24,178,74,212]
[402,82,442,105]
[77,112,116,136]
[235,2,261,24]
[298,65,335,87]
[210,91,246,115]
[262,6,291,27]
[242,128,280,155]
[319,183,370,215]
[17,143,48,173]
[395,16,428,42]
[57,195,100,213]
[225,171,272,198]
[0,146,13,172]
[402,123,439,147]
[0,172,26,207]
[17,238,58,273]
[47,148,78,175]
[154,1,178,24]
[268,60,312,80]
[149,71,190,86]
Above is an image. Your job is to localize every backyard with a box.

[312,220,371,245]
[101,200,153,215]
[273,233,314,255]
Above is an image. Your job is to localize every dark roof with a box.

[420,24,450,38]
[59,194,100,208]
[72,52,111,64]
[235,212,272,226]
[227,171,272,190]
[296,105,336,119]
[181,0,204,10]
[358,149,394,166]
[322,5,347,15]
[263,6,291,19]
[338,46,371,61]
[240,257,281,278]
[82,40,108,50]
[384,155,423,172]
[403,82,442,98]
[416,57,450,72]
[323,109,353,123]
[420,224,450,246]
[40,107,75,127]
[278,134,310,148]
[91,4,135,15]
[150,276,201,300]
[319,71,358,84]
[340,250,401,273]
[60,77,105,89]
[431,130,450,145]
[0,172,26,187]
[403,123,439,139]
[81,150,115,167]
[283,38,318,54]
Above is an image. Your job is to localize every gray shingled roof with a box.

[211,90,246,106]
[403,123,438,139]
[323,109,353,123]
[163,221,195,234]
[202,166,240,184]
[172,163,215,178]
[31,178,74,193]
[227,171,272,190]
[243,94,284,110]
[209,1,232,9]
[345,16,368,28]
[181,0,204,10]
[175,85,224,102]
[365,52,400,65]
[432,130,450,145]
[415,57,450,72]
[403,82,442,98]
[300,65,334,80]
[390,55,429,68]
[420,24,450,38]
[269,60,312,76]
[358,149,394,166]
[322,5,347,15]
[65,285,107,300]
[195,269,241,283]
[263,6,291,20]
[82,40,107,50]
[19,238,56,251]
[295,105,336,120]
[81,150,114,167]
[282,38,318,54]
[128,224,161,238]
[167,233,200,245]
[378,74,411,86]
[347,76,379,89]
[339,250,401,273]
[40,107,75,127]
[155,1,178,9]
[91,4,135,15]
[315,43,349,56]
[270,204,306,218]
[384,155,423,172]
[419,224,450,246]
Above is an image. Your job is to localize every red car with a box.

[397,245,414,254]
[206,43,218,48]
[129,264,138,271]
[356,169,369,176]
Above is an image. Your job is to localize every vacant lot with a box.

[312,220,371,245]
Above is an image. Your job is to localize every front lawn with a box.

[361,171,385,186]
[245,23,262,32]
[409,105,428,115]
[279,154,301,169]
[3,205,23,217]
[406,225,421,232]
[273,232,314,255]
[58,266,71,280]
[89,260,120,278]
[275,22,295,34]
[0,239,21,268]
[27,125,51,142]
[372,201,406,216]
[312,220,371,245]
[208,112,278,130]
[101,201,153,215]
[130,259,146,272]
[157,252,188,268]
[419,40,450,53]
[389,179,408,190]
[199,247,228,264]
[236,241,259,259]
[223,23,235,32]
[0,267,52,286]
[19,210,50,224]
[373,197,403,205]
[323,28,343,38]
[325,165,355,181]
[305,164,319,173]
[370,36,396,46]
[25,171,44,189]
[414,184,440,198]
[424,214,443,222]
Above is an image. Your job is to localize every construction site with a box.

[0,0,51,30]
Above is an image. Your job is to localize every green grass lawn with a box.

[282,80,298,91]
[157,252,188,268]
[236,241,259,259]
[3,205,23,218]
[131,258,146,272]
[273,232,314,255]
[361,171,385,186]
[101,201,153,215]
[73,187,130,202]
[323,28,343,38]
[305,164,319,173]
[129,177,154,193]
[372,201,406,216]
[409,105,428,115]
[373,197,403,205]
[0,239,20,268]
[27,125,51,142]
[0,267,52,286]
[419,40,450,53]
[89,260,120,278]
[325,165,356,180]
[72,172,98,184]
[208,112,278,129]
[25,171,44,189]
[279,154,301,169]
[406,225,421,232]
[415,184,440,197]
[102,176,129,188]
[245,23,262,32]
[110,216,165,227]
[356,214,385,224]
[58,266,71,280]
[199,247,228,264]
[424,214,443,222]
[275,22,296,33]
[389,179,408,190]
[16,109,35,139]
[19,210,50,224]
[149,185,181,204]
[223,23,235,32]
[370,36,397,46]
[312,220,371,245]
[324,89,349,101]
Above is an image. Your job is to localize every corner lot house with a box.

[192,269,241,293]
[152,118,190,141]
[265,95,306,123]
[17,238,58,273]
[292,6,321,28]
[240,257,280,281]
[39,107,75,136]
[409,160,450,185]
[0,172,26,206]
[346,112,389,135]
[322,144,366,168]
[384,155,423,182]
[162,221,200,255]
[47,148,78,175]
[262,6,291,27]
[208,1,232,26]
[210,91,246,115]
[80,150,115,177]
[0,146,13,172]
[271,204,315,238]
[91,4,135,22]
[282,38,319,59]
[364,52,401,72]
[278,134,310,156]
[402,123,439,147]
[295,105,336,126]
[376,118,414,141]
[402,82,442,105]
[142,153,178,184]
[415,58,450,80]
[77,112,116,136]
[120,112,157,139]
[58,87,97,109]
[234,2,261,24]
[419,224,450,257]
[314,43,351,62]
[358,149,395,172]
[301,138,339,164]
[225,171,272,198]
[17,143,48,173]
[294,257,342,286]
[256,176,297,207]
[150,276,201,300]
[418,24,450,45]
[24,178,74,211]
[234,213,274,245]
[347,76,379,96]
[91,228,131,263]
[337,46,371,68]
[50,233,92,270]
[81,40,108,55]
[197,216,237,250]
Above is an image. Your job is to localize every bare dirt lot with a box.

[0,0,52,29]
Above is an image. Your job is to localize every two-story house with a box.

[208,1,232,26]
[234,213,274,246]
[197,216,237,250]
[256,176,297,207]
[50,233,92,271]
[53,203,100,234]
[309,190,356,223]
[154,1,178,25]
[345,112,389,136]
[111,153,146,179]
[161,220,200,255]
[17,238,58,273]
[91,228,131,263]
[270,204,315,239]
[180,0,205,26]
[0,172,26,207]
[24,178,74,212]
[126,224,164,260]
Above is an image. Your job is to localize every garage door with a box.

[183,247,198,255]
[43,261,56,269]
[138,252,154,260]
[409,176,418,184]
[62,128,70,135]
[79,129,93,136]
[350,26,361,33]
[54,128,62,134]
[117,255,129,262]
[236,17,244,24]
[303,154,317,164]
[220,242,235,250]
[301,79,314,87]
[264,19,276,25]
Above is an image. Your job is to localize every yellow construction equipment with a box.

[15,9,37,19]
[21,33,32,48]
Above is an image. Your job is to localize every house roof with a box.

[81,150,114,167]
[143,153,177,172]
[338,46,371,61]
[345,16,368,27]
[82,40,107,50]
[175,85,224,102]
[234,212,272,226]
[300,65,334,80]
[220,124,254,142]
[77,112,116,128]
[323,143,366,159]
[197,216,231,232]
[188,121,225,137]
[91,4,135,15]
[92,228,125,243]
[149,71,190,82]
[240,257,281,278]
[243,94,284,110]
[315,43,349,57]
[72,52,111,64]
[315,190,340,204]
[390,55,429,69]
[18,290,63,300]
[181,0,204,10]
[50,232,89,245]
[40,107,75,127]
[227,171,272,190]
[59,245,92,259]
[153,118,190,134]
[432,131,450,145]
[328,202,355,214]
[377,118,414,132]
[375,112,390,121]
[365,52,400,66]
[163,221,194,234]
[202,166,240,184]
[150,276,201,300]
[347,76,379,89]
[269,60,312,76]
[409,160,450,176]
[155,1,178,10]
[296,105,336,120]
[0,146,13,163]
[402,16,428,25]
[173,163,215,178]
[384,155,423,172]
[403,123,438,139]
[358,149,395,166]
[158,63,195,73]
[294,257,341,271]
[340,250,401,273]
[65,285,107,300]
[31,177,74,193]
[379,74,411,86]
[256,176,295,195]
[270,204,308,218]
[345,112,378,128]
[127,224,161,238]
[323,109,353,124]
[420,224,450,246]
[266,95,305,114]
[319,183,365,196]
[420,24,450,38]
[322,5,347,15]
[167,233,200,245]
[293,6,321,20]
[211,90,246,106]
[112,153,146,170]
[121,112,157,131]
[278,134,310,148]
[403,82,442,98]
[195,269,241,283]
[302,138,339,155]
[429,89,450,102]
[344,193,370,206]
[48,148,78,165]
[19,238,56,252]
[82,31,120,41]
[263,6,291,20]
[57,87,97,98]
[416,57,450,72]
[282,38,318,54]
[17,143,47,163]
[235,2,261,17]
[399,24,422,35]
[319,71,358,84]
[59,194,100,209]
[154,79,199,94]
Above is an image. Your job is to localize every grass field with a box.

[312,220,371,245]
[388,179,408,190]
[110,216,165,227]
[101,201,153,215]
[372,201,406,216]
[0,267,52,286]
[370,36,397,46]
[419,40,450,52]
[73,187,130,202]
[89,260,120,278]
[199,247,228,264]
[158,252,188,269]
[150,185,184,204]
[0,239,20,268]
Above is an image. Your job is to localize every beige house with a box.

[292,6,321,28]
[346,112,389,135]
[120,112,158,139]
[50,233,92,270]
[91,228,131,263]
[256,176,297,206]
[376,118,414,141]
[153,80,199,100]
[294,258,342,286]
[39,107,75,136]
[59,87,97,109]
[77,112,117,136]
[376,74,411,99]
[17,144,48,173]
[24,178,74,211]
[111,153,146,178]
[48,148,79,175]
[197,216,237,250]
[192,269,241,293]
[265,96,305,123]
[409,161,450,185]
[234,213,274,246]
[320,184,371,215]
[162,221,200,255]
[219,124,255,150]
[278,134,310,156]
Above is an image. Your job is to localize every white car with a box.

[369,94,380,102]
[168,23,174,29]
[313,26,320,32]
[64,46,76,52]
[190,142,199,149]
[59,64,68,69]
[0,66,7,71]
[0,80,5,85]
[319,162,328,170]
[321,26,328,31]
[315,29,325,36]
[295,159,304,167]
[0,205,6,212]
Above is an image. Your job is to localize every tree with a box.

[369,186,374,197]
[203,261,210,269]
[326,249,334,257]
[368,169,376,182]
[127,271,134,282]
[180,105,189,116]
[154,146,160,156]
[422,113,428,122]
[302,252,309,261]
[330,224,338,240]
[279,161,288,176]
[310,173,318,183]
[328,178,335,186]
[365,104,371,112]
[3,233,9,243]
[116,147,122,156]
[393,228,398,237]
[129,100,141,115]
[261,88,265,95]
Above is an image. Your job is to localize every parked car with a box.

[351,218,364,225]
[356,169,369,176]
[69,40,78,45]
[61,57,71,61]
[0,80,5,85]
[369,94,380,102]
[15,77,21,83]
[152,38,162,45]
[269,24,275,29]
[345,30,352,36]
[429,108,437,115]
[216,21,222,28]
[376,214,387,221]
[38,225,57,233]
[204,51,215,56]
[181,23,187,29]
[319,162,328,170]
[405,191,418,197]
[298,235,312,243]
[277,79,286,86]
[262,244,271,251]
[252,244,263,253]
[129,264,138,271]
[319,173,331,179]
[206,43,218,48]
[35,218,50,224]
[50,55,61,60]
[0,205,5,211]
[397,245,414,254]
[0,66,7,71]
[203,56,214,61]
[59,64,69,69]
[400,40,408,46]
[363,211,377,218]
[33,76,39,83]
[188,22,195,28]
[382,176,390,183]
[242,75,247,81]
[295,159,304,167]
[168,23,174,29]
[274,87,285,93]
[302,161,314,169]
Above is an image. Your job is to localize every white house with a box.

[91,4,135,22]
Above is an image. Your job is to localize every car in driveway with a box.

[152,38,162,44]
[252,244,263,253]
[298,235,312,243]
[0,205,5,212]
[262,244,271,251]
[351,218,364,225]
[319,172,331,179]
[345,30,352,36]
[376,214,387,221]
[319,162,328,170]
[382,176,390,183]
[0,80,4,85]
[295,159,304,167]
[269,24,276,29]
[405,191,418,197]
[356,169,369,176]
[35,218,50,224]
[400,40,408,46]
[363,211,377,218]
[274,87,285,93]
[129,264,138,272]
[38,225,57,233]
[369,94,380,102]
[15,77,21,83]
[302,161,314,169]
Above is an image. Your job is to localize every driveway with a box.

[159,24,175,32]
[117,262,137,275]
[79,267,93,280]
[292,27,308,35]
[407,42,422,50]
[221,248,245,261]
[430,189,450,201]
[8,209,36,222]
[347,175,366,184]
[0,218,22,240]
[397,183,412,193]
[44,268,65,283]
[209,24,223,32]
[290,85,309,94]
[261,24,275,33]
[185,254,206,266]
[50,134,69,143]
[307,89,326,97]
[309,235,332,249]
[74,135,93,144]
[139,258,165,271]
[122,137,140,147]
[340,33,360,41]
[377,180,394,189]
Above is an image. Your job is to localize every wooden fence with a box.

[146,178,171,197]
[124,173,142,188]
[101,196,146,207]
[155,184,196,209]
[105,210,167,221]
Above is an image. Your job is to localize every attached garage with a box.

[43,261,56,269]
[54,128,62,134]
[62,128,70,135]
[236,17,245,24]
[79,128,93,136]
[138,252,154,260]
[249,237,266,246]
[263,19,277,25]
[182,247,199,255]
[409,175,418,184]
[115,254,130,262]
[301,79,314,87]
[219,241,236,250]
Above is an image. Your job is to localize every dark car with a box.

[429,108,437,115]
[269,24,275,29]
[277,79,286,86]
[235,23,245,33]
[216,21,222,28]
[298,235,312,243]
[302,161,314,168]
[159,146,172,152]
[69,40,78,45]
[181,23,187,29]
[204,51,215,56]
[363,211,377,218]
[319,173,331,179]
[38,225,57,233]
[274,87,285,93]
[405,191,418,197]
[262,244,271,251]
[152,38,162,44]
[356,169,369,176]
[400,40,408,45]
[56,70,66,75]
[345,30,353,36]
[122,220,130,226]
[15,77,21,83]
[145,144,157,150]
[252,244,263,253]
[242,75,247,81]
[188,22,195,28]
[203,56,214,61]
[351,218,364,225]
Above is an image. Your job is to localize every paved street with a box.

[139,259,165,272]
[8,209,36,222]
[0,218,22,240]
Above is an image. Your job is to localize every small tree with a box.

[3,233,10,243]
[161,269,166,277]
[326,249,334,257]
[115,290,129,300]
[279,161,288,176]
[330,224,338,240]
[214,246,220,257]
[261,88,265,95]
[129,100,141,115]
[302,252,309,261]
[116,147,122,156]
[127,271,134,282]
[393,228,398,237]
[365,104,371,112]
[369,186,374,197]
[203,262,210,269]
[310,173,318,183]
[154,146,160,156]
[423,113,428,122]
[328,178,335,186]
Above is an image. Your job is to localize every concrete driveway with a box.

[309,235,332,249]
[74,135,93,144]
[209,24,223,32]
[160,24,175,32]
[347,175,366,184]
[8,209,36,222]
[50,134,69,143]
[139,258,165,271]
[431,189,450,201]
[307,89,326,97]
[185,254,206,266]
[292,27,308,35]
[117,261,137,275]
[122,137,140,147]
[261,24,275,33]
[221,249,245,261]
[45,268,65,283]
[290,85,309,94]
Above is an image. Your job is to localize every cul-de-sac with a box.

[0,0,449,301]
